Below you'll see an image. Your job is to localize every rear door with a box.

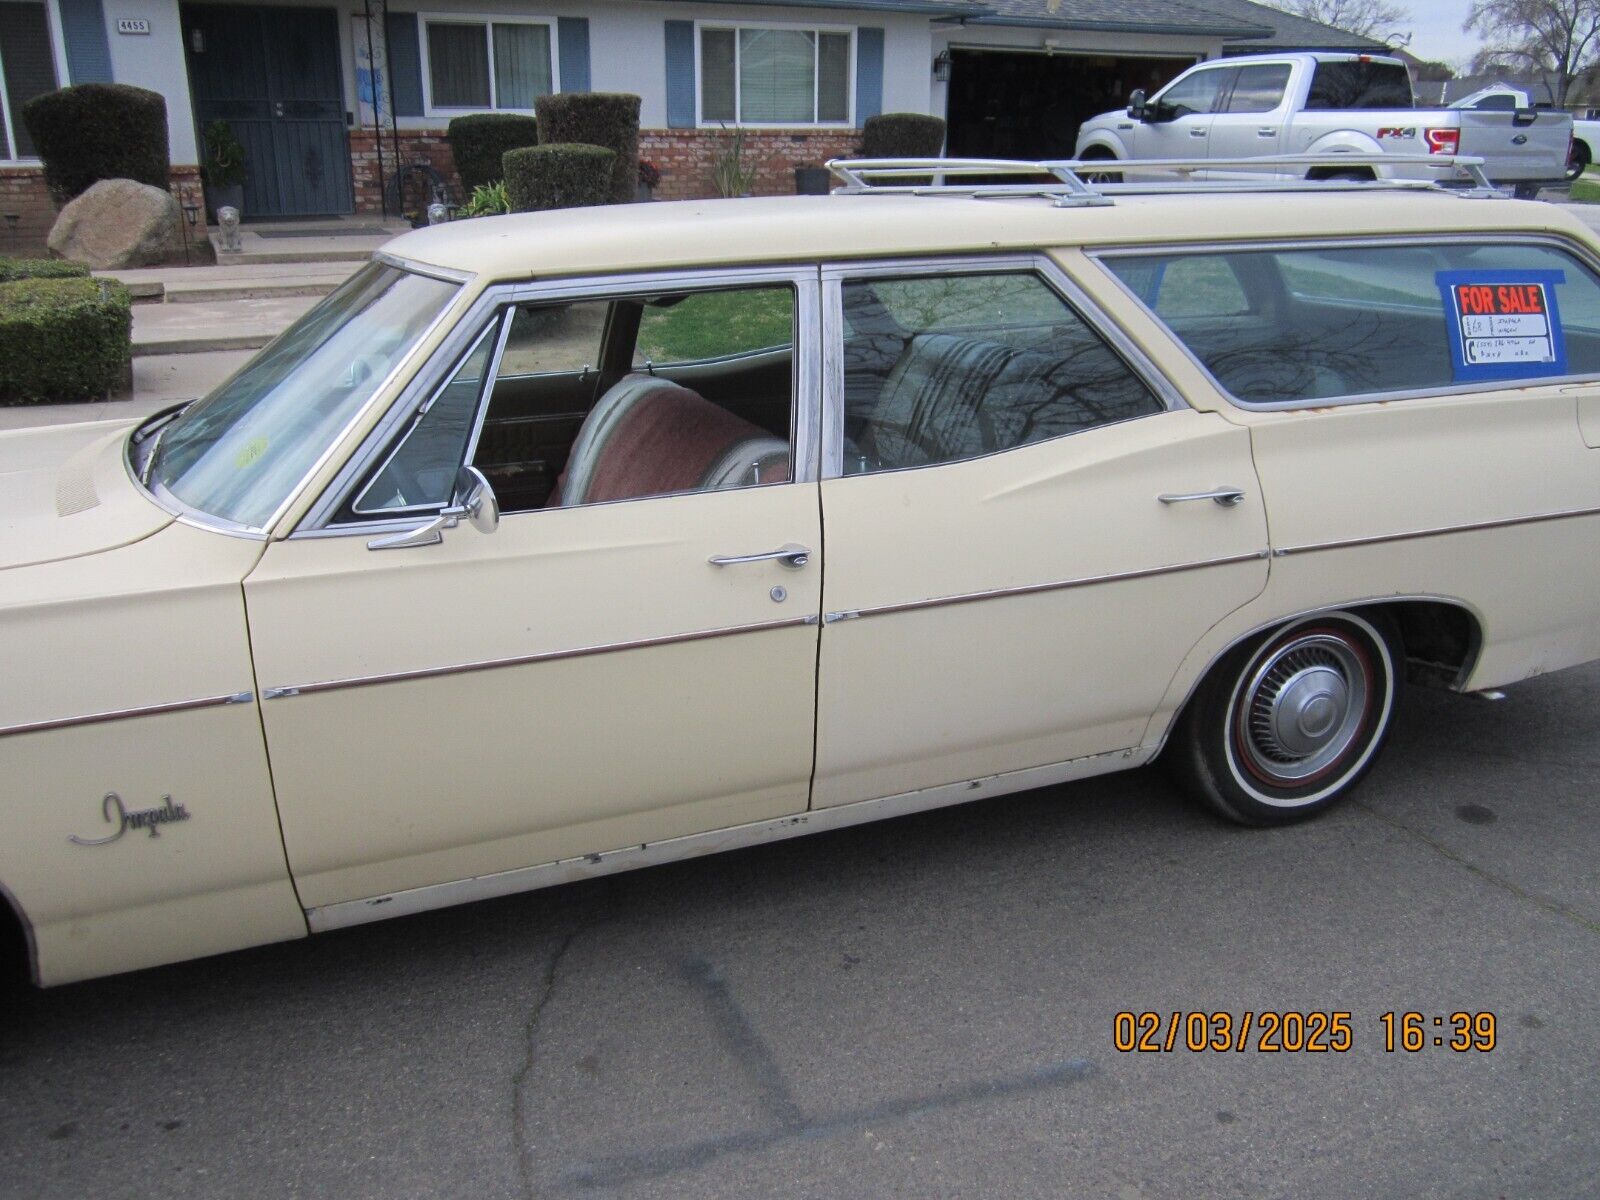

[1208,61,1293,161]
[811,255,1269,808]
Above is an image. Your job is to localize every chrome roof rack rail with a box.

[825,154,1498,205]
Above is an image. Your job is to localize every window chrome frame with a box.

[294,263,823,538]
[817,252,1187,480]
[1088,232,1600,413]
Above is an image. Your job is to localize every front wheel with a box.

[1166,611,1400,826]
[1078,149,1122,185]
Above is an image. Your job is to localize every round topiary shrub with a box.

[21,84,170,205]
[503,144,617,212]
[534,92,640,205]
[447,113,540,194]
[861,113,947,159]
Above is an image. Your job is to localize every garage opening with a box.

[945,48,1196,161]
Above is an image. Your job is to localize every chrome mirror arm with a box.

[365,466,498,551]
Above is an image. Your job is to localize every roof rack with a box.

[824,155,1499,206]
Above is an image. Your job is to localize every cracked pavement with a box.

[4,663,1600,1199]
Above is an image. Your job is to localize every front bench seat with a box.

[553,372,788,507]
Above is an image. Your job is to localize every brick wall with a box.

[0,164,208,257]
[350,128,460,218]
[347,126,862,214]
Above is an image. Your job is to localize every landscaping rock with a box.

[47,179,178,270]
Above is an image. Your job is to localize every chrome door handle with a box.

[1257,128,1278,137]
[1189,128,1208,137]
[708,542,810,568]
[1158,487,1246,507]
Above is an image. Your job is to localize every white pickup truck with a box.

[1448,84,1594,179]
[1074,52,1572,196]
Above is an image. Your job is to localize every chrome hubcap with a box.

[1239,635,1368,784]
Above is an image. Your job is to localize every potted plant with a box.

[201,119,246,220]
[794,161,831,195]
[637,158,661,202]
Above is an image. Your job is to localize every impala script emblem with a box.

[68,793,190,846]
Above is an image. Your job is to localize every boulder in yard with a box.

[47,178,178,270]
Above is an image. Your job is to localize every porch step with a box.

[209,221,408,265]
[101,262,358,304]
[131,295,321,357]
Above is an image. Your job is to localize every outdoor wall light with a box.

[932,50,951,82]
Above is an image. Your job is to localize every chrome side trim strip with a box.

[305,745,1151,932]
[263,616,816,699]
[1273,503,1600,557]
[0,691,255,740]
[822,551,1267,624]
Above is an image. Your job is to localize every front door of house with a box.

[183,4,354,218]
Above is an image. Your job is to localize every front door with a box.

[183,4,354,217]
[1130,63,1231,164]
[243,273,823,911]
[813,258,1269,807]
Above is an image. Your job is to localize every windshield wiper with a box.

[132,399,194,485]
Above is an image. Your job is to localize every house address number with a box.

[116,18,150,34]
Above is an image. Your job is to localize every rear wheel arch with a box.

[0,879,38,990]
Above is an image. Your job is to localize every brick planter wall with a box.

[346,126,861,214]
[0,164,208,257]
[640,129,861,200]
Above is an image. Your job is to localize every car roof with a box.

[384,192,1596,282]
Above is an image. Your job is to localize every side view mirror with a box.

[367,466,500,551]
[1127,89,1148,121]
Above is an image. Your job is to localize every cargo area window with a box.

[1103,241,1600,404]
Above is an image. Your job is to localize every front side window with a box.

[0,1,59,159]
[341,283,799,522]
[425,17,553,111]
[1157,67,1229,118]
[1226,64,1291,114]
[1103,241,1600,404]
[700,25,851,124]
[839,271,1162,475]
[141,262,459,530]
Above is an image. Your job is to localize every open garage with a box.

[945,48,1197,160]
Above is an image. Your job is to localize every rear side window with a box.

[1103,241,1600,404]
[1305,60,1412,109]
[1227,64,1291,113]
[839,271,1162,474]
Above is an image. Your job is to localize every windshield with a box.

[141,262,459,531]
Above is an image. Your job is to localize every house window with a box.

[0,1,60,160]
[422,15,554,112]
[699,24,851,125]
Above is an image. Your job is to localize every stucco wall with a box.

[100,0,198,162]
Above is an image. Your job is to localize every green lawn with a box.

[635,288,792,363]
[1570,166,1600,203]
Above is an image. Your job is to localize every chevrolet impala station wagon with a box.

[7,161,1600,986]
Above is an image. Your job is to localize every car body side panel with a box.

[0,520,304,986]
[1138,387,1600,750]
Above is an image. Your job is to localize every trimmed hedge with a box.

[0,259,89,282]
[0,277,132,404]
[861,113,947,159]
[21,84,170,205]
[535,93,640,205]
[503,144,617,212]
[447,113,539,193]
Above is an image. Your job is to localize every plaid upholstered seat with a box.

[553,373,789,507]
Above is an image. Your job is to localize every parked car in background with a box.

[1075,52,1573,196]
[7,162,1600,987]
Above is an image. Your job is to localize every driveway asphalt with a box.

[3,661,1598,1200]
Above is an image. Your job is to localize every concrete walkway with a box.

[101,261,359,303]
[131,295,320,357]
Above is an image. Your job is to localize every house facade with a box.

[0,0,1376,242]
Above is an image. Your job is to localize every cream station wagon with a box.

[7,157,1600,987]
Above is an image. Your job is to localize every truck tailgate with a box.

[1459,110,1572,181]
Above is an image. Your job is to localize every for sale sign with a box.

[1436,270,1568,382]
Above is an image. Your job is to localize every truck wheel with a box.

[1078,149,1122,184]
[1567,141,1590,182]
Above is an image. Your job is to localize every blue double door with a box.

[182,4,355,217]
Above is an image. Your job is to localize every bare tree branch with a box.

[1466,0,1600,104]
[1268,0,1412,41]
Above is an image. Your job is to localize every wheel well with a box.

[1079,145,1116,160]
[0,882,37,989]
[1367,599,1482,690]
[1306,165,1376,182]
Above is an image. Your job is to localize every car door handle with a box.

[708,543,810,568]
[1189,128,1208,138]
[1158,487,1246,507]
[1257,128,1278,137]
